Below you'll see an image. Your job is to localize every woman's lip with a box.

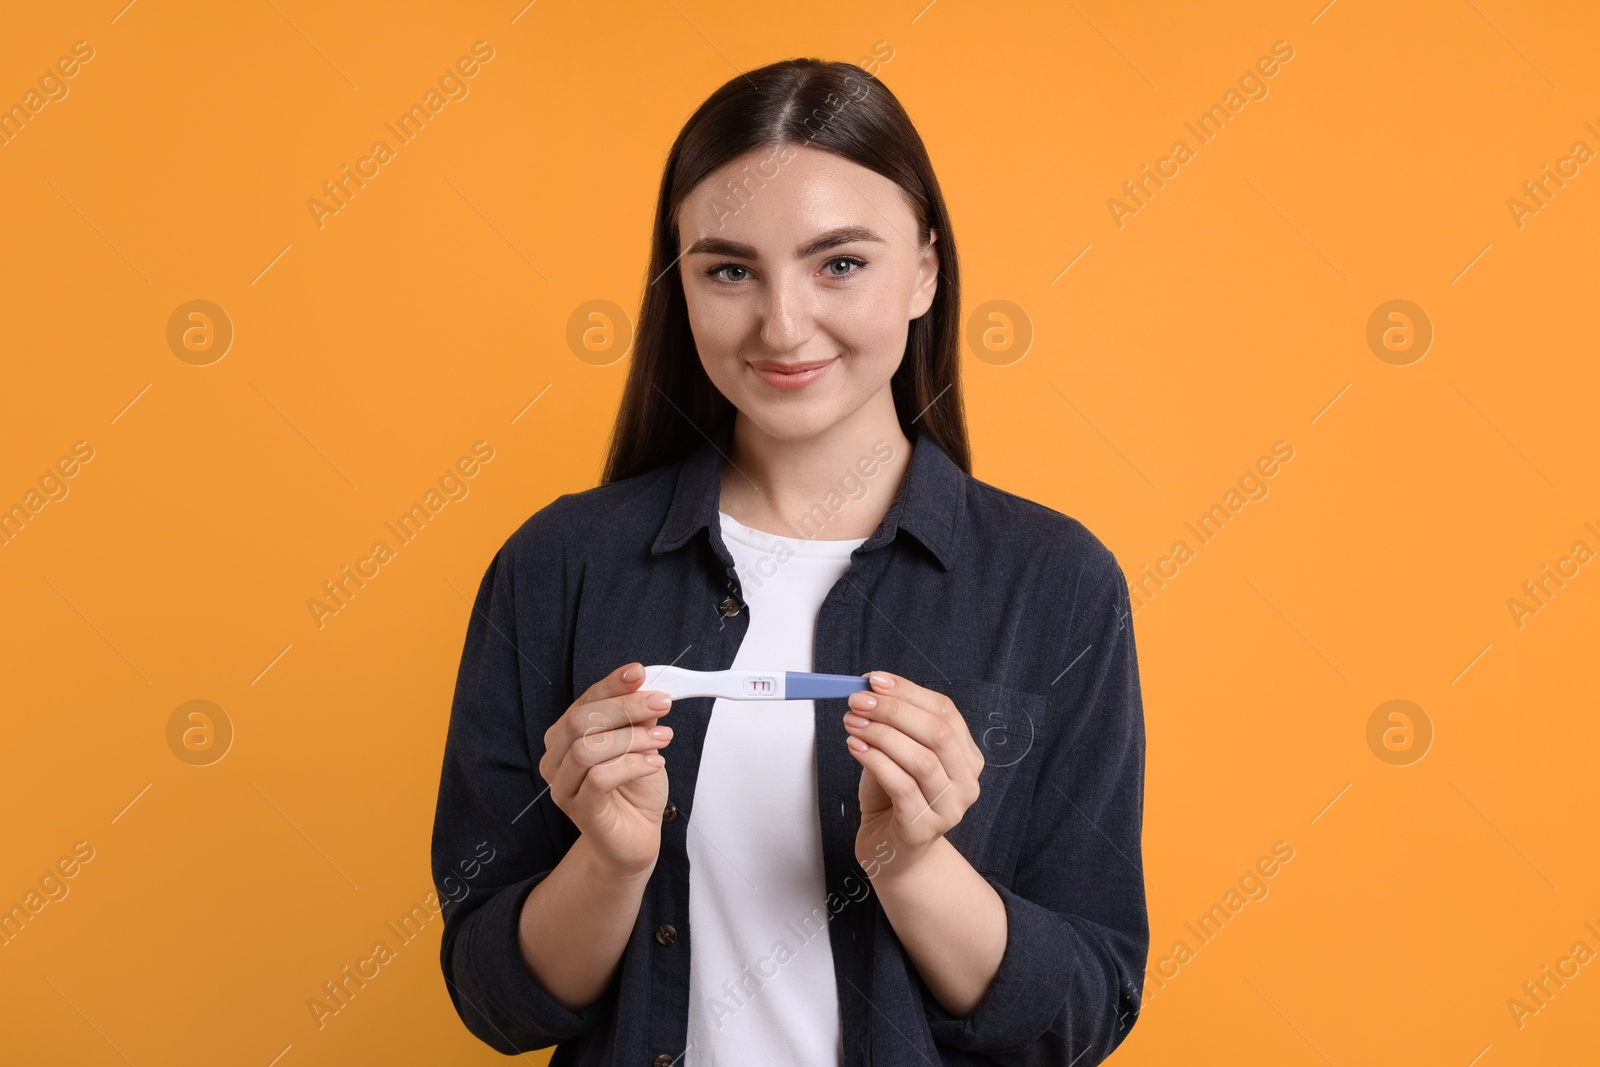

[749,357,838,390]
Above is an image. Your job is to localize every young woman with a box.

[432,58,1149,1066]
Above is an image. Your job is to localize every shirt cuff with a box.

[918,875,1077,1052]
[448,869,615,1049]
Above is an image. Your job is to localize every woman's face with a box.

[677,143,939,443]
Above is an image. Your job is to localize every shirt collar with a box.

[650,424,965,571]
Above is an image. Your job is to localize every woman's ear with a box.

[909,228,940,320]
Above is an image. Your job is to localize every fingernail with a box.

[869,673,894,689]
[648,726,672,740]
[843,712,870,728]
[647,693,671,711]
[847,736,869,752]
[848,692,877,711]
[623,665,642,682]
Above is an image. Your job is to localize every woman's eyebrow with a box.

[682,225,888,260]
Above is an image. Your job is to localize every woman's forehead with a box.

[682,151,913,248]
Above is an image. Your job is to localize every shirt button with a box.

[655,924,677,946]
[719,595,742,617]
[663,800,678,822]
[653,1056,675,1067]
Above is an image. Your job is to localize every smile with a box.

[748,356,838,391]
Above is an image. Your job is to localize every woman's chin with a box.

[736,401,850,443]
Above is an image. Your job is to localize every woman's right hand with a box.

[539,662,673,879]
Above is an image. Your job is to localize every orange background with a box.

[3,1,1597,1063]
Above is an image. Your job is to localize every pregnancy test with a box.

[640,665,869,701]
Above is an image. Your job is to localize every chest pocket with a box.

[919,677,1050,878]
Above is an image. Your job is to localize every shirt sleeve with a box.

[430,511,617,1053]
[919,558,1149,1063]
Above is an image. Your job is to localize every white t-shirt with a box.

[684,511,868,1066]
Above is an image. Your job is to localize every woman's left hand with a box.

[845,671,984,876]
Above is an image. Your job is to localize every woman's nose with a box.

[759,275,814,352]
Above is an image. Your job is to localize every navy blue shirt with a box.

[431,425,1149,1065]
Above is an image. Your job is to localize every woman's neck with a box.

[718,402,913,542]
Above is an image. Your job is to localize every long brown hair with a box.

[600,58,968,485]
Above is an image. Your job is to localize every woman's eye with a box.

[706,263,750,284]
[824,256,866,278]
